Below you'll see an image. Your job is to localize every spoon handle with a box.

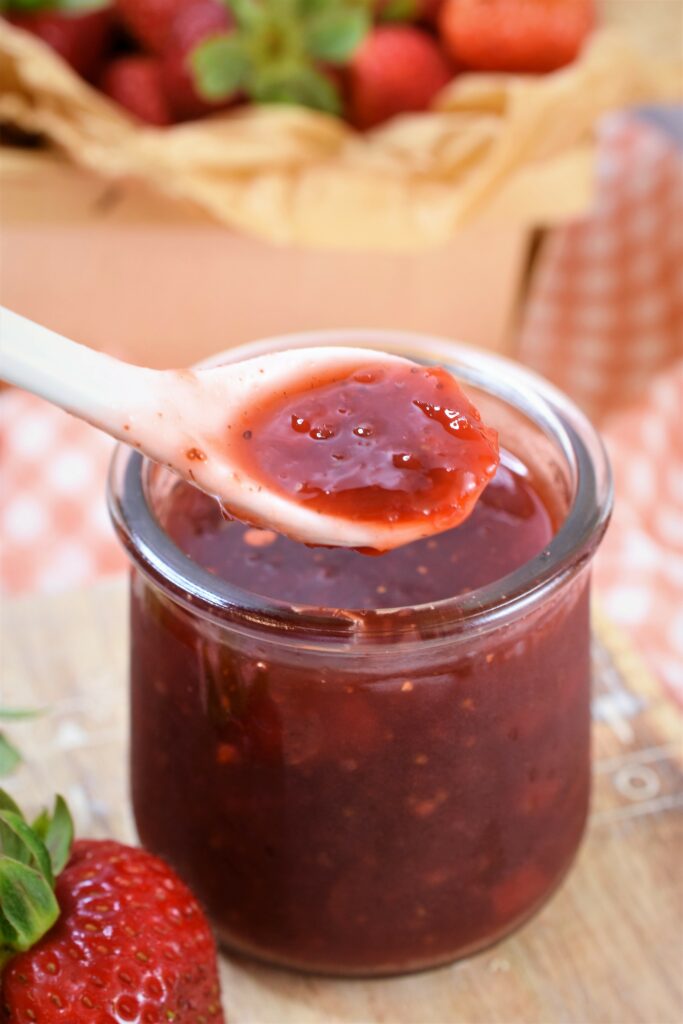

[0,307,156,439]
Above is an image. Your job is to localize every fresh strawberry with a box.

[348,25,453,130]
[0,791,224,1021]
[115,0,187,54]
[101,55,174,125]
[6,6,114,82]
[439,0,594,73]
[162,0,235,122]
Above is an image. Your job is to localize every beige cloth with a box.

[0,21,679,249]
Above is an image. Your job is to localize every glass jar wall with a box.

[109,331,612,976]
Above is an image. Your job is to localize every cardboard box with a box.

[1,150,529,367]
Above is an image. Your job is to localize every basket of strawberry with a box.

[0,0,677,246]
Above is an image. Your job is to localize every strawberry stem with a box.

[191,0,372,114]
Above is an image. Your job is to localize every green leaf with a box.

[57,0,112,12]
[228,0,264,30]
[377,0,419,22]
[0,809,54,887]
[0,790,22,818]
[0,707,45,721]
[0,734,21,778]
[191,34,250,101]
[252,64,342,114]
[298,0,327,14]
[4,0,57,13]
[34,796,74,876]
[31,808,50,837]
[0,859,59,959]
[305,7,369,62]
[0,791,71,967]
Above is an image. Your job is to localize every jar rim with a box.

[108,330,613,647]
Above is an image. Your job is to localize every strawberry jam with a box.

[231,363,499,535]
[161,458,549,608]
[116,336,611,977]
[129,458,591,975]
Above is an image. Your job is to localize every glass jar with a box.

[108,330,612,977]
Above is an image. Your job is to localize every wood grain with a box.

[1,579,682,1023]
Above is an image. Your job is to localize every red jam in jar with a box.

[111,334,611,976]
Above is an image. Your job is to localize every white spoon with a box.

[0,307,436,550]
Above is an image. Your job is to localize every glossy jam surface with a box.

[231,364,499,531]
[165,459,551,609]
[130,453,591,975]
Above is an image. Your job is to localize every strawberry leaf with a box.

[4,0,109,10]
[227,0,264,31]
[0,790,22,817]
[0,809,54,886]
[0,733,21,777]
[3,0,53,11]
[31,808,50,836]
[251,64,342,114]
[0,859,59,964]
[305,7,369,62]
[32,795,73,876]
[0,791,73,968]
[0,707,45,721]
[191,34,249,100]
[378,0,419,22]
[58,0,111,10]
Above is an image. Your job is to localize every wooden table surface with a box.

[2,578,682,1024]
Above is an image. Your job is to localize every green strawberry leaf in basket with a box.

[378,0,420,21]
[251,62,342,114]
[305,7,370,63]
[192,0,370,113]
[191,34,250,101]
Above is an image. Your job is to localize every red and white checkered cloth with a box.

[1,108,682,702]
[595,364,683,699]
[0,389,123,593]
[519,109,682,421]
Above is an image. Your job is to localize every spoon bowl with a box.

[130,347,417,549]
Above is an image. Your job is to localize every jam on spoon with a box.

[1,307,498,551]
[230,362,499,544]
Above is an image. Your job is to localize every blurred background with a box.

[1,0,681,699]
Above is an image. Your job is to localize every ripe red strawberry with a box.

[439,0,594,73]
[115,0,187,54]
[162,0,236,122]
[348,26,453,130]
[6,7,114,81]
[0,792,224,1022]
[101,56,174,126]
